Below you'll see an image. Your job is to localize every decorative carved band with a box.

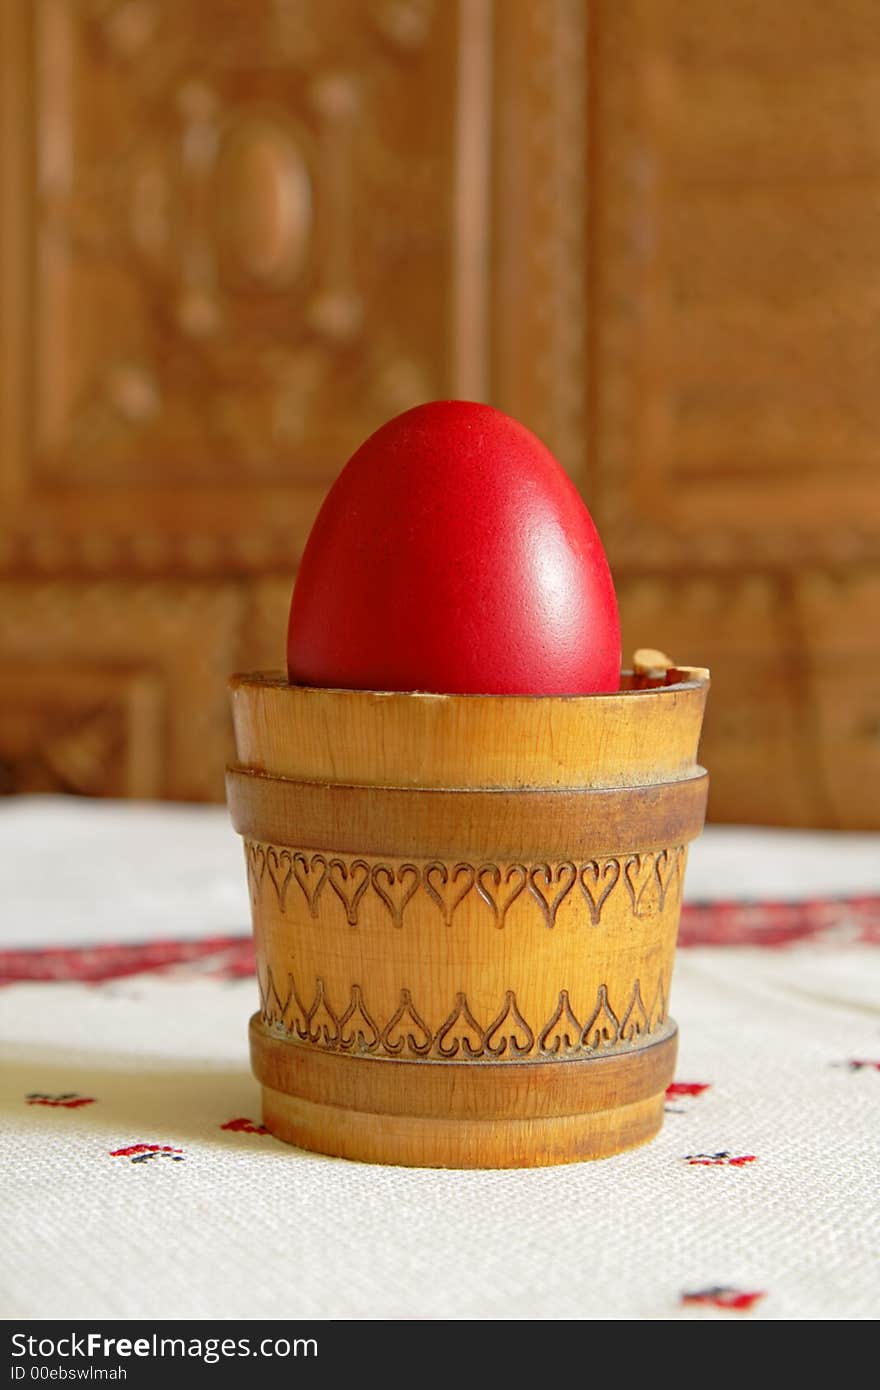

[245,841,684,928]
[257,968,667,1062]
[227,764,709,859]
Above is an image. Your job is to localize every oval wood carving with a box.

[215,119,312,283]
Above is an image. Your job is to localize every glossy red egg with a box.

[287,401,621,695]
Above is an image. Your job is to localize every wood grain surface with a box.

[230,671,708,1167]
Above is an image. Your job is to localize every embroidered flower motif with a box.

[665,1081,711,1113]
[681,1287,765,1311]
[221,1117,269,1134]
[684,1151,756,1167]
[26,1092,95,1109]
[110,1143,185,1164]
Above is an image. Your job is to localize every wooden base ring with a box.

[250,1015,678,1168]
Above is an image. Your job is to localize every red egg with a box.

[287,401,621,695]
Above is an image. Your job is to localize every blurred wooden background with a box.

[1,0,878,825]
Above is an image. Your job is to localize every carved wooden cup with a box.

[226,667,709,1168]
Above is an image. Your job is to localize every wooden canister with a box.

[226,667,709,1168]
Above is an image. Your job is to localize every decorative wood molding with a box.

[591,0,880,567]
[491,0,587,485]
[0,0,489,578]
[0,664,163,798]
[0,0,598,577]
[0,580,244,799]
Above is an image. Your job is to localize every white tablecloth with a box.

[2,797,878,1321]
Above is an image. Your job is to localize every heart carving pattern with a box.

[424,861,476,927]
[245,842,685,930]
[483,990,535,1058]
[258,969,670,1062]
[338,984,380,1053]
[624,854,656,916]
[327,857,370,926]
[292,853,328,918]
[435,992,485,1059]
[620,980,650,1041]
[654,848,681,911]
[528,862,577,928]
[306,977,339,1047]
[266,848,293,912]
[380,989,432,1056]
[245,843,266,907]
[475,864,527,928]
[578,858,621,924]
[538,989,583,1055]
[371,862,420,928]
[581,984,621,1050]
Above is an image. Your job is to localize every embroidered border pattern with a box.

[245,844,684,928]
[258,968,668,1061]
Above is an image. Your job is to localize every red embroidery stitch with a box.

[844,1059,880,1072]
[0,936,255,986]
[682,1287,765,1312]
[26,1093,95,1108]
[666,1083,710,1098]
[679,895,880,947]
[221,1117,269,1134]
[685,1151,756,1167]
[110,1143,185,1164]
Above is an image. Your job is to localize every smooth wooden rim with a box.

[250,1015,678,1120]
[260,1087,667,1168]
[229,669,710,790]
[228,766,708,857]
[232,669,708,700]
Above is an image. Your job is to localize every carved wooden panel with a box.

[0,583,243,800]
[0,0,471,576]
[591,0,880,570]
[0,0,595,804]
[0,665,163,798]
[489,0,587,480]
[795,571,880,829]
[1,0,878,824]
[595,0,880,827]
